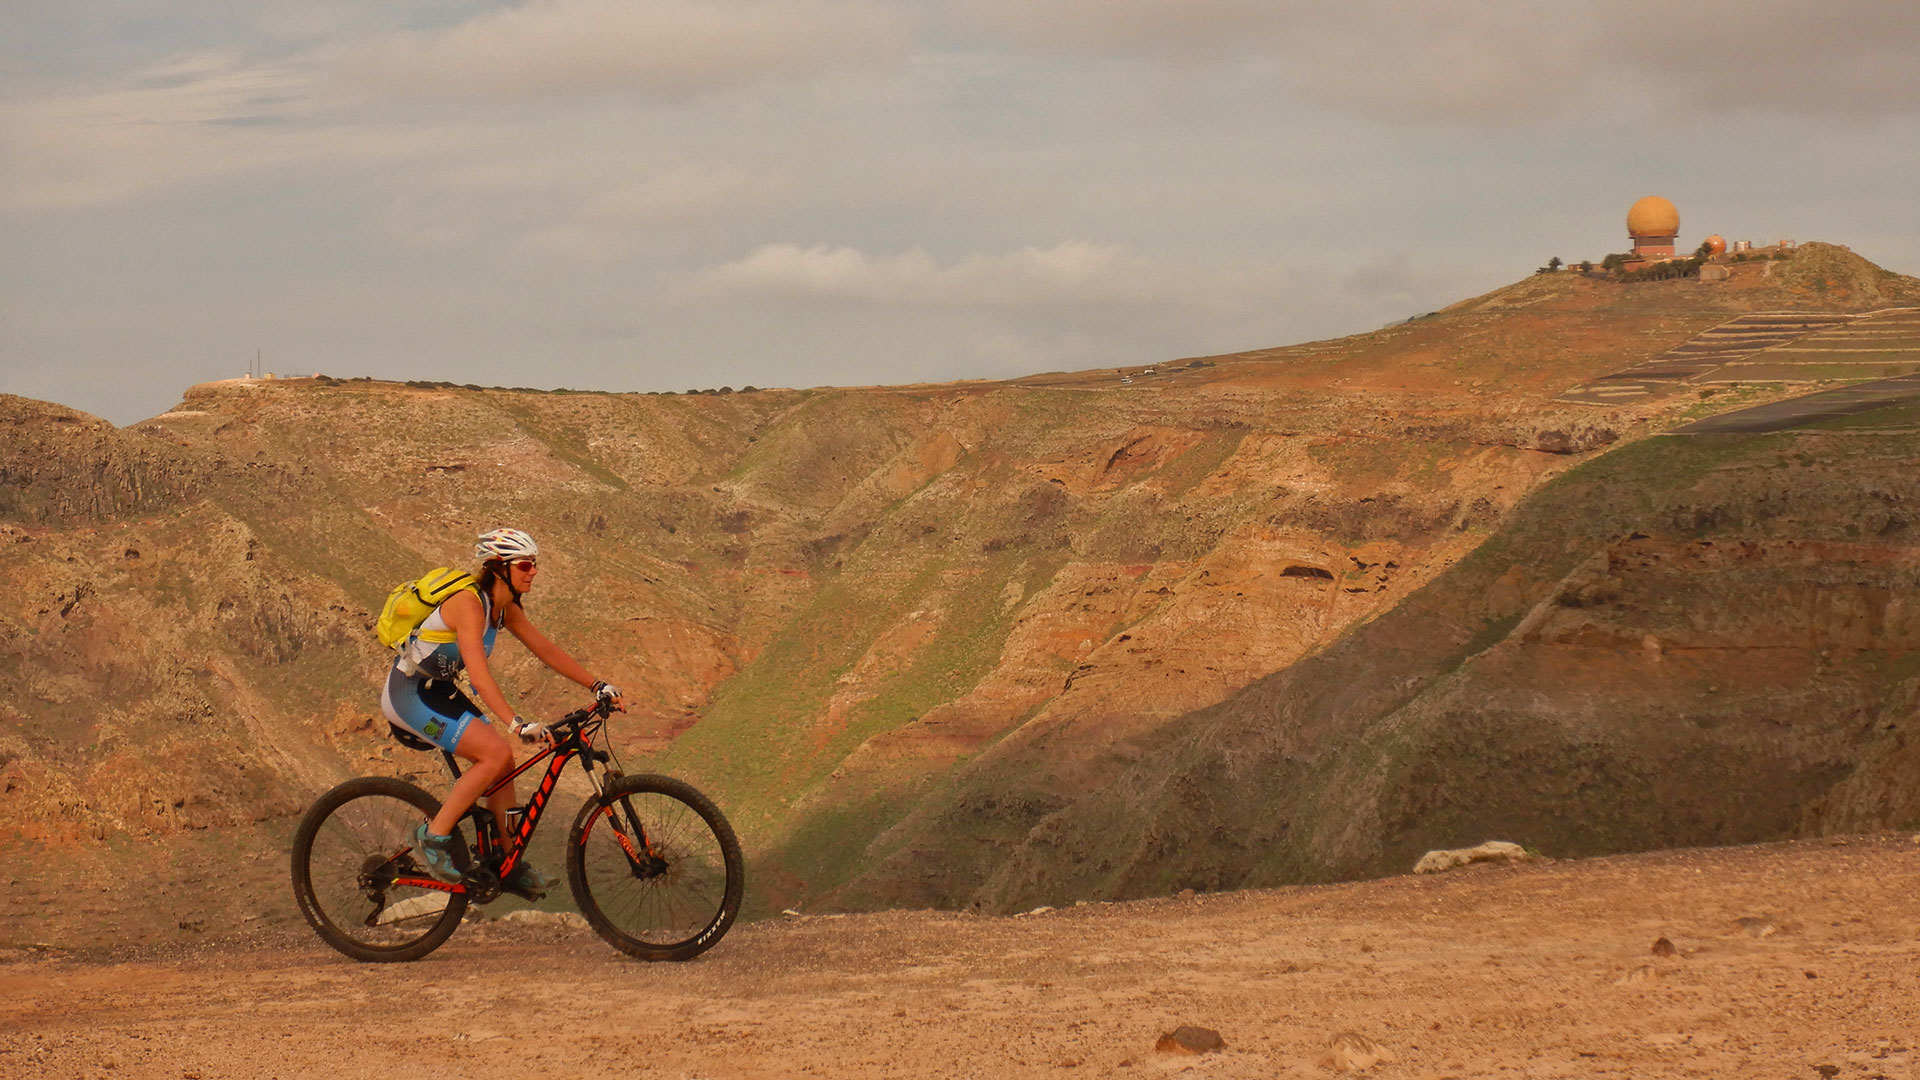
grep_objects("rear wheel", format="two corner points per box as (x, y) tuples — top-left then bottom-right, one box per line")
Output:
(290, 776), (468, 962)
(567, 774), (743, 961)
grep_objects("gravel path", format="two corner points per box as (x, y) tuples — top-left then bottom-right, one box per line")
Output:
(4, 835), (1916, 1079)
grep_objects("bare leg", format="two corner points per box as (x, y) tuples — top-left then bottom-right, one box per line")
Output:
(486, 773), (517, 839)
(428, 720), (516, 836)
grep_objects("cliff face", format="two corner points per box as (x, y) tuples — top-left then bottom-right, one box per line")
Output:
(0, 396), (195, 524)
(6, 248), (1920, 942)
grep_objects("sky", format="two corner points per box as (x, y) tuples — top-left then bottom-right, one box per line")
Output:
(4, 2), (1919, 425)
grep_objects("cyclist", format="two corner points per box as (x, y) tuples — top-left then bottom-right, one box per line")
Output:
(382, 527), (623, 895)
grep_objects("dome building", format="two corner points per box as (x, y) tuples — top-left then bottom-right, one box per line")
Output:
(1627, 196), (1680, 258)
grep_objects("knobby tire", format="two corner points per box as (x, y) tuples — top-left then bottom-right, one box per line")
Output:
(567, 773), (744, 961)
(290, 776), (469, 963)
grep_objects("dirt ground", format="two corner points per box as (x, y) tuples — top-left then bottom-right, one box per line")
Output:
(3, 835), (1916, 1080)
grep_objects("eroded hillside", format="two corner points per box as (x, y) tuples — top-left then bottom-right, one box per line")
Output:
(5, 243), (1919, 942)
(962, 411), (1920, 912)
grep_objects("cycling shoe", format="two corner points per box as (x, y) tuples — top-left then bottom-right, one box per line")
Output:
(412, 821), (466, 884)
(503, 860), (558, 900)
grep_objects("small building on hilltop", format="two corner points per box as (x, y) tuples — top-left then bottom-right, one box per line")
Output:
(1627, 196), (1680, 258)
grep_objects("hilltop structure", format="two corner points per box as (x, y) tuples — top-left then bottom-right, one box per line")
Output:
(1626, 195), (1680, 258)
(1601, 198), (1789, 278)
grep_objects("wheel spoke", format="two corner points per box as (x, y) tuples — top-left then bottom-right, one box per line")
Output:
(292, 778), (468, 962)
(568, 776), (742, 960)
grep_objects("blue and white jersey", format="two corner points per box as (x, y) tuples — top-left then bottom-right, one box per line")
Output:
(397, 593), (498, 680)
(382, 592), (501, 752)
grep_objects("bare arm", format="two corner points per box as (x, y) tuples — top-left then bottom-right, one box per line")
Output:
(500, 603), (599, 689)
(441, 590), (518, 724)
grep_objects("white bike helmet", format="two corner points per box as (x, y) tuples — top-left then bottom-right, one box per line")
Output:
(475, 527), (539, 563)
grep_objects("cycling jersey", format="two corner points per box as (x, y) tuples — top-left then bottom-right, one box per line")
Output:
(382, 593), (499, 752)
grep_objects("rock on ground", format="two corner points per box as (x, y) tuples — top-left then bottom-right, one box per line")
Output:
(1412, 840), (1532, 874)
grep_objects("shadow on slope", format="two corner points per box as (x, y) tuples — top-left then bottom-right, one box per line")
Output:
(859, 406), (1920, 913)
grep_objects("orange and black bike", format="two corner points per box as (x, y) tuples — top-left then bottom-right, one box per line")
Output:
(290, 698), (742, 963)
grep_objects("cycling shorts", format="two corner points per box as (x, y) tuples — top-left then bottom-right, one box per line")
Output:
(381, 669), (490, 752)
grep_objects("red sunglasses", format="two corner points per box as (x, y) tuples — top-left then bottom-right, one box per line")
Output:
(509, 559), (537, 572)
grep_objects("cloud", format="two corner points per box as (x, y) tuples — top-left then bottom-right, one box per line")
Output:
(0, 1), (907, 212)
(681, 241), (1195, 308)
(664, 238), (1497, 390)
(950, 0), (1920, 124)
(675, 239), (1477, 342)
(0, 49), (351, 210)
(341, 0), (908, 100)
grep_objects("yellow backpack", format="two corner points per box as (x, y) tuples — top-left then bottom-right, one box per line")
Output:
(374, 567), (478, 650)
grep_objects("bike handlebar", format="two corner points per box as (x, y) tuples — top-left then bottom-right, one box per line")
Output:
(549, 697), (618, 735)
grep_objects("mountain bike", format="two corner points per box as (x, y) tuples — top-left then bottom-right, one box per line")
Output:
(290, 698), (743, 963)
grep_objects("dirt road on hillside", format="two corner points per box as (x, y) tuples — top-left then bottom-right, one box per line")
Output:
(1671, 372), (1920, 434)
(4, 836), (1917, 1079)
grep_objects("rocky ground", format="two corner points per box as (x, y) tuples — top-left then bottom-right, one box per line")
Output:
(5, 834), (1916, 1079)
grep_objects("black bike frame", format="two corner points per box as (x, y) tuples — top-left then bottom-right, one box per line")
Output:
(482, 741), (574, 881)
(394, 708), (623, 895)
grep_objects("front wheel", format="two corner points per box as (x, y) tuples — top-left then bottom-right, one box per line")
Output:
(290, 776), (469, 962)
(567, 774), (743, 961)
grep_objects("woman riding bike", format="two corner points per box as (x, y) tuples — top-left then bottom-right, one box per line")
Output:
(381, 527), (622, 894)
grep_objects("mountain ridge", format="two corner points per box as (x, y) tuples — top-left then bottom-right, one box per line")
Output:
(6, 241), (1920, 944)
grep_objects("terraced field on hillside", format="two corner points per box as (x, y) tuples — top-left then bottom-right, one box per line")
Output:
(1718, 306), (1920, 382)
